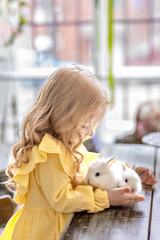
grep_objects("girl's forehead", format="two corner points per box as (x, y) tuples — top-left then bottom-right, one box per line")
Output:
(95, 105), (107, 120)
(84, 104), (107, 124)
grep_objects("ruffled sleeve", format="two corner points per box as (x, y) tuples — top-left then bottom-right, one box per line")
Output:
(13, 145), (47, 205)
(91, 188), (109, 213)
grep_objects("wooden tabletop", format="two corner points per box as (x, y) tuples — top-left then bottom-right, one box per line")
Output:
(60, 144), (159, 240)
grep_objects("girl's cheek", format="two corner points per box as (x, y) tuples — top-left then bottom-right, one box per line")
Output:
(79, 129), (87, 138)
(80, 130), (89, 139)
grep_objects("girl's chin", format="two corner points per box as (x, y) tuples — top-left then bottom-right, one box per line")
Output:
(83, 136), (92, 141)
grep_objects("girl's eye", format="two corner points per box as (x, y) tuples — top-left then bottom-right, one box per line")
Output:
(125, 179), (128, 183)
(95, 172), (100, 177)
(81, 125), (90, 130)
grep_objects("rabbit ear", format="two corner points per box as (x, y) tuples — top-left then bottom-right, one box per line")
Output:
(106, 158), (117, 169)
(132, 165), (136, 171)
(122, 163), (128, 171)
(98, 153), (104, 159)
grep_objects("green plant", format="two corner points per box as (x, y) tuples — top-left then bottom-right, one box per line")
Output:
(107, 0), (114, 104)
(94, 0), (114, 104)
(1, 0), (28, 46)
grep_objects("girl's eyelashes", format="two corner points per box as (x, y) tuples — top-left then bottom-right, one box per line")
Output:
(81, 125), (88, 129)
(80, 124), (91, 130)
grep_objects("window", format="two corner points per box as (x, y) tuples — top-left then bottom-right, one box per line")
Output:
(29, 0), (94, 65)
(114, 0), (160, 66)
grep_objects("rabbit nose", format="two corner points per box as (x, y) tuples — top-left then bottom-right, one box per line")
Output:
(131, 188), (135, 193)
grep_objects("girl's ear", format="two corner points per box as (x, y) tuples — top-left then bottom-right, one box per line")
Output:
(106, 158), (117, 169)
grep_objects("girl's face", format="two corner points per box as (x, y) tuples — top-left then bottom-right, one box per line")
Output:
(78, 104), (107, 140)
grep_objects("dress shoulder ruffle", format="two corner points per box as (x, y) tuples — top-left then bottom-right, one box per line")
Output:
(13, 134), (98, 205)
(13, 143), (47, 204)
(13, 134), (75, 204)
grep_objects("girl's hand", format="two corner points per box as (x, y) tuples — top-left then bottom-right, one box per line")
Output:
(107, 187), (145, 206)
(135, 167), (157, 186)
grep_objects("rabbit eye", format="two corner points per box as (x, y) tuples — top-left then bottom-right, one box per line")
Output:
(125, 179), (128, 183)
(95, 172), (100, 177)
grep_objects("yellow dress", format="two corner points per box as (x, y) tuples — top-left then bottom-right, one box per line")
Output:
(0, 134), (109, 240)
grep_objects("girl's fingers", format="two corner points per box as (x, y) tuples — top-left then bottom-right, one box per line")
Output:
(108, 188), (145, 206)
(118, 186), (131, 194)
(145, 179), (157, 186)
(140, 173), (147, 178)
(142, 172), (157, 185)
(128, 193), (145, 200)
(124, 195), (145, 206)
(133, 195), (145, 202)
(118, 187), (145, 202)
(128, 195), (145, 205)
(141, 176), (148, 183)
(139, 169), (156, 186)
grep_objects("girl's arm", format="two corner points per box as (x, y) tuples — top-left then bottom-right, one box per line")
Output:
(37, 154), (145, 212)
(37, 155), (109, 213)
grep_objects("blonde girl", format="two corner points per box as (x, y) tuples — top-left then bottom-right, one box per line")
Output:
(0, 65), (155, 240)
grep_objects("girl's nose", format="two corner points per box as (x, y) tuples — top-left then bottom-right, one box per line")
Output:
(89, 130), (94, 137)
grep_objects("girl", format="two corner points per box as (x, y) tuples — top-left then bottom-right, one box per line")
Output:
(0, 64), (156, 240)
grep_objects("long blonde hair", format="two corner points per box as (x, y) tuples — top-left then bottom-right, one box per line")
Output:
(7, 64), (109, 189)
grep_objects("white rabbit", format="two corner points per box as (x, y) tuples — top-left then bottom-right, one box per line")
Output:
(84, 154), (142, 193)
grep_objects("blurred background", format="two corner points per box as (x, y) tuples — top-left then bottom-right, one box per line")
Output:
(0, 0), (160, 154)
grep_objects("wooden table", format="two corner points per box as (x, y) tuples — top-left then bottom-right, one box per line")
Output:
(60, 144), (160, 240)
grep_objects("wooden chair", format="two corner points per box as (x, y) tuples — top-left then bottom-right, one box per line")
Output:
(0, 195), (14, 225)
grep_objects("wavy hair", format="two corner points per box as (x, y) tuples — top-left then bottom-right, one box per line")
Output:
(6, 64), (109, 189)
